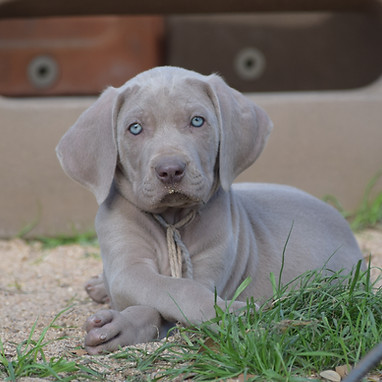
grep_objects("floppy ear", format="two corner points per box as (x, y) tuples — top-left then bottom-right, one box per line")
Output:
(56, 87), (119, 205)
(206, 74), (273, 191)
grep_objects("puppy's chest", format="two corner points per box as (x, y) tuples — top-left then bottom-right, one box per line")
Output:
(150, 222), (226, 281)
(181, 227), (230, 282)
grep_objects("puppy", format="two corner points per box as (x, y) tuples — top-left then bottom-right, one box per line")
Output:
(56, 67), (363, 354)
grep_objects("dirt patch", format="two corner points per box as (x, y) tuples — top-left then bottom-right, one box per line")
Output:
(0, 228), (381, 380)
(355, 227), (382, 287)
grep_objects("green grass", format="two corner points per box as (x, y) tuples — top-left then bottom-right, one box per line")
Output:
(1, 251), (381, 381)
(19, 229), (98, 250)
(324, 169), (382, 231)
(17, 220), (98, 248)
(114, 261), (382, 381)
(0, 307), (102, 381)
(33, 230), (98, 249)
(1, 262), (380, 381)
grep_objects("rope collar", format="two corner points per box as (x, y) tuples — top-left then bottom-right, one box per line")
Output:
(152, 210), (196, 279)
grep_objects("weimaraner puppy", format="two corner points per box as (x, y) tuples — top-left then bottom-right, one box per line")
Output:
(56, 66), (363, 354)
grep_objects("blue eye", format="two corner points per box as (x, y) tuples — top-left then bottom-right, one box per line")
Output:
(191, 116), (205, 128)
(128, 122), (143, 135)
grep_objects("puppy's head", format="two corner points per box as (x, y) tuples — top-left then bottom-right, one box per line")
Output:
(56, 67), (272, 212)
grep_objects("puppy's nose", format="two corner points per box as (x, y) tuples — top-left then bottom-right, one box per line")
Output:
(155, 157), (186, 184)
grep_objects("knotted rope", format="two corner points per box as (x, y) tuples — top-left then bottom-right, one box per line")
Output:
(152, 210), (196, 279)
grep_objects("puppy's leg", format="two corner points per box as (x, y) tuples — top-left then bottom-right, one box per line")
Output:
(84, 305), (162, 354)
(84, 274), (110, 304)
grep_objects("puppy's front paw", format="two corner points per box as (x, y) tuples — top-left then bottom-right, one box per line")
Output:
(84, 307), (161, 354)
(84, 274), (110, 304)
(84, 310), (123, 354)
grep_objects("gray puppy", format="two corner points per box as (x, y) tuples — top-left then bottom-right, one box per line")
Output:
(56, 67), (363, 354)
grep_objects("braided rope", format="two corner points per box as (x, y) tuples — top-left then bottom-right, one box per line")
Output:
(152, 210), (196, 279)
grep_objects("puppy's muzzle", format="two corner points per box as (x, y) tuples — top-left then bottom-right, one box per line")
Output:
(155, 156), (186, 185)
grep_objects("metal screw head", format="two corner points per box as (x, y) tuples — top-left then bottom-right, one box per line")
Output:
(234, 47), (266, 81)
(27, 55), (59, 89)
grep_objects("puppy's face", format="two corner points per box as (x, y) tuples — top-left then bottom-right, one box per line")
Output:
(56, 67), (272, 209)
(114, 79), (220, 213)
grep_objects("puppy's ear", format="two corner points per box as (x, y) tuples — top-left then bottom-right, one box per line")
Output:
(207, 74), (273, 191)
(56, 87), (120, 205)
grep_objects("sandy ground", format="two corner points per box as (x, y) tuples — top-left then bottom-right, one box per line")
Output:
(0, 227), (381, 381)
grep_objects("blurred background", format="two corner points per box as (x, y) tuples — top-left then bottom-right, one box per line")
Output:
(0, 1), (381, 237)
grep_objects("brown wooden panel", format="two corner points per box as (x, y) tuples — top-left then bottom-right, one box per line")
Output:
(0, 16), (164, 96)
(0, 0), (380, 19)
(167, 13), (382, 92)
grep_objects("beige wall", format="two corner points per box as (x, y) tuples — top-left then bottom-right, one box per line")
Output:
(0, 96), (98, 238)
(241, 77), (382, 210)
(1, 77), (381, 238)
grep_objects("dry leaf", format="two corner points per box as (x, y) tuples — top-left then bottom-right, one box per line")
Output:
(276, 319), (314, 333)
(226, 374), (257, 382)
(69, 348), (88, 356)
(319, 370), (341, 382)
(367, 375), (382, 382)
(198, 337), (219, 353)
(335, 364), (352, 378)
